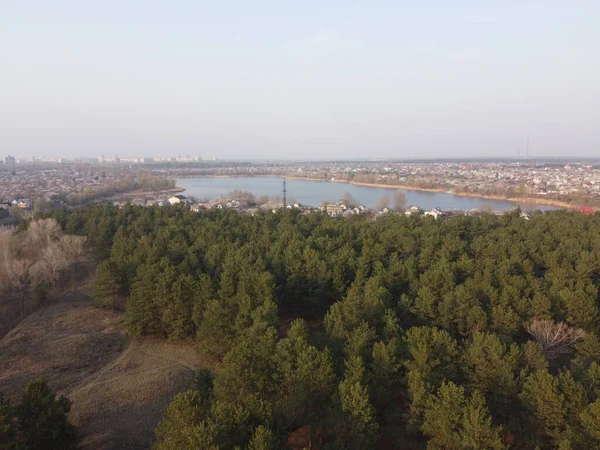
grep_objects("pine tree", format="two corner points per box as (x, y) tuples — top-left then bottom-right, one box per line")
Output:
(93, 260), (120, 309)
(123, 262), (162, 335)
(459, 391), (504, 450)
(337, 356), (378, 449)
(463, 332), (520, 420)
(162, 274), (196, 339)
(153, 390), (206, 450)
(247, 425), (277, 450)
(275, 319), (335, 435)
(13, 377), (78, 449)
(371, 340), (402, 411)
(404, 327), (459, 430)
(519, 370), (567, 446)
(0, 393), (14, 450)
(580, 399), (600, 444)
(422, 381), (464, 450)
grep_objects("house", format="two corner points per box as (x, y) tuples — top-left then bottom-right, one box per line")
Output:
(579, 206), (595, 215)
(326, 204), (344, 217)
(424, 207), (444, 219)
(12, 199), (31, 209)
(381, 207), (390, 214)
(520, 212), (531, 220)
(168, 194), (191, 205)
(405, 205), (421, 215)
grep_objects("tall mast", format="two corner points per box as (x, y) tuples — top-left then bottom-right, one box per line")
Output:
(282, 177), (287, 208)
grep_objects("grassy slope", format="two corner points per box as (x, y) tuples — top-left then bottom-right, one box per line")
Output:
(0, 287), (203, 449)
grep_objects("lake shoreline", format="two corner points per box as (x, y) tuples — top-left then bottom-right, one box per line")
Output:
(282, 177), (575, 209)
(176, 175), (571, 210)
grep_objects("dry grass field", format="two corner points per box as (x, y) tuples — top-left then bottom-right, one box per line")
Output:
(0, 287), (205, 449)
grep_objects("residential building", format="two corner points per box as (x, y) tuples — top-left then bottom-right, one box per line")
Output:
(4, 155), (15, 169)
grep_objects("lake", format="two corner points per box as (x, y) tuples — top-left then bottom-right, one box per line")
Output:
(176, 177), (558, 211)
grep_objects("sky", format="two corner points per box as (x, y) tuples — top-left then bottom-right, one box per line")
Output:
(1, 1), (599, 160)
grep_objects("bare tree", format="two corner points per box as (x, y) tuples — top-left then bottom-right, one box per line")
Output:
(0, 228), (16, 262)
(526, 318), (586, 360)
(2, 258), (33, 320)
(26, 218), (62, 249)
(32, 244), (68, 286)
(342, 192), (358, 208)
(376, 195), (390, 211)
(58, 235), (87, 266)
(393, 191), (407, 212)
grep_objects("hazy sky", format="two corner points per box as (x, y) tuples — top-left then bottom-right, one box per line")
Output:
(1, 1), (599, 160)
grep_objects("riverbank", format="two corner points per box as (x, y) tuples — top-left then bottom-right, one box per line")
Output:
(286, 176), (350, 184)
(348, 180), (447, 193)
(447, 191), (576, 209)
(124, 187), (185, 197)
(285, 177), (575, 209)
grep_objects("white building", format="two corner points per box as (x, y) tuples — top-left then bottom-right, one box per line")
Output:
(168, 195), (191, 205)
(424, 207), (444, 219)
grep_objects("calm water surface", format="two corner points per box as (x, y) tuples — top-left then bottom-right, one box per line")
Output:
(176, 177), (558, 211)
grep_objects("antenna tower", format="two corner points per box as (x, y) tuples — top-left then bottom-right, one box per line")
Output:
(282, 178), (287, 209)
(526, 134), (530, 159)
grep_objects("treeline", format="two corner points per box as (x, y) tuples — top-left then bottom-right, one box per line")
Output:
(65, 172), (175, 205)
(51, 205), (600, 448)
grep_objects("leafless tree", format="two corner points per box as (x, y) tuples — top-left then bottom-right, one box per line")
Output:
(58, 235), (87, 266)
(376, 195), (390, 211)
(2, 258), (33, 320)
(526, 318), (586, 360)
(342, 192), (358, 208)
(393, 191), (407, 212)
(26, 218), (62, 249)
(0, 228), (16, 262)
(31, 243), (68, 286)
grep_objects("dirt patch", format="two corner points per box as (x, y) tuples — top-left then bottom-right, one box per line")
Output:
(0, 291), (204, 449)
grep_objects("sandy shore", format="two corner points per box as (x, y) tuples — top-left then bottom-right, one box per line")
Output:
(349, 182), (575, 208)
(286, 176), (349, 184)
(446, 191), (575, 209)
(124, 187), (185, 197)
(348, 180), (447, 193)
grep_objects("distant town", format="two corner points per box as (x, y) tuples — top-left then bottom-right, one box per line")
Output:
(1, 154), (600, 225)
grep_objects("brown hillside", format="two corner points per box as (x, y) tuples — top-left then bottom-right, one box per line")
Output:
(0, 290), (204, 449)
